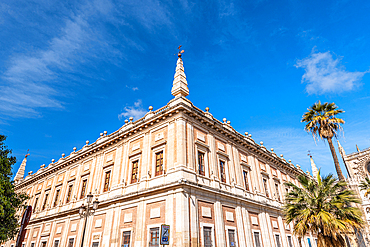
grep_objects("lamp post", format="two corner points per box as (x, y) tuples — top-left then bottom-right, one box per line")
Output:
(79, 193), (99, 247)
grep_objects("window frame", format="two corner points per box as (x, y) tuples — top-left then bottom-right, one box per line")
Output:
(42, 191), (50, 210)
(65, 183), (74, 204)
(218, 158), (228, 183)
(146, 224), (162, 247)
(252, 230), (262, 247)
(119, 228), (133, 247)
(274, 234), (281, 247)
(53, 188), (61, 207)
(67, 238), (75, 247)
(129, 154), (141, 184)
(274, 182), (281, 202)
(225, 225), (238, 247)
(102, 170), (112, 193)
(286, 235), (294, 247)
(262, 177), (270, 198)
(200, 223), (215, 247)
(80, 178), (88, 199)
(194, 142), (210, 177)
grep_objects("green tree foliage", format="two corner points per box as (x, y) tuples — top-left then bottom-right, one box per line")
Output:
(284, 171), (363, 247)
(0, 135), (29, 243)
(359, 177), (370, 197)
(301, 101), (345, 180)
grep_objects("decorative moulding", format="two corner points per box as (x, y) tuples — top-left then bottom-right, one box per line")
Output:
(202, 207), (212, 218)
(272, 220), (279, 229)
(95, 219), (102, 228)
(195, 140), (210, 150)
(155, 132), (164, 142)
(124, 213), (132, 223)
(71, 224), (77, 232)
(151, 140), (167, 149)
(56, 227), (62, 234)
(197, 133), (206, 142)
(226, 211), (234, 222)
(150, 207), (160, 219)
(251, 216), (258, 225)
(240, 154), (247, 162)
(217, 143), (225, 152)
(132, 144), (140, 151)
(216, 150), (229, 159)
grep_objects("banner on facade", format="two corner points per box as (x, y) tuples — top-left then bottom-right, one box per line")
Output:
(15, 206), (32, 247)
(160, 224), (170, 245)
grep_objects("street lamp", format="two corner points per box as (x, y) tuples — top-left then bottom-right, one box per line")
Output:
(79, 193), (99, 247)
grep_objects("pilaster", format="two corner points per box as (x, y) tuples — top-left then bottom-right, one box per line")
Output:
(175, 190), (190, 247)
(235, 206), (246, 247)
(187, 123), (195, 170)
(214, 201), (226, 247)
(175, 118), (187, 168)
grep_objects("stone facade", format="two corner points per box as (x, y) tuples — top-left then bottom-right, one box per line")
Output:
(338, 142), (370, 246)
(4, 55), (316, 247)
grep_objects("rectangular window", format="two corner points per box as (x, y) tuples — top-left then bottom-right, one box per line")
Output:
(31, 243), (35, 247)
(122, 231), (131, 247)
(68, 239), (74, 247)
(149, 227), (159, 247)
(66, 185), (73, 203)
(103, 171), (111, 192)
(22, 244), (25, 247)
(42, 193), (49, 210)
(243, 170), (249, 191)
(92, 243), (99, 247)
(33, 197), (39, 212)
(287, 236), (293, 247)
(203, 227), (213, 247)
(40, 242), (47, 247)
(80, 179), (87, 199)
(54, 240), (59, 247)
(219, 160), (226, 183)
(198, 152), (205, 176)
(275, 183), (280, 201)
(263, 179), (269, 198)
(131, 160), (139, 183)
(53, 189), (60, 207)
(155, 151), (164, 176)
(254, 232), (261, 247)
(275, 235), (281, 247)
(228, 229), (236, 247)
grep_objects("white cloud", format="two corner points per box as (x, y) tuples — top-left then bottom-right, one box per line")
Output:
(118, 99), (147, 120)
(295, 51), (367, 94)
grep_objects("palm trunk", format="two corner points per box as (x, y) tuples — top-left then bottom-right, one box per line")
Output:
(327, 137), (345, 181)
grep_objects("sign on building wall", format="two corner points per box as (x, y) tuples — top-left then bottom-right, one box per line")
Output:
(160, 224), (170, 245)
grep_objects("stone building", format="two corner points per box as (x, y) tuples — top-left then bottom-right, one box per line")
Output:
(337, 142), (370, 246)
(4, 54), (314, 247)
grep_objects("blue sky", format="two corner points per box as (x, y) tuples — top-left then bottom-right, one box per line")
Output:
(1, 0), (370, 178)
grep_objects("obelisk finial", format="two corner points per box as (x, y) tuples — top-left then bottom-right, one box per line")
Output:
(171, 46), (189, 98)
(308, 151), (319, 180)
(14, 150), (30, 182)
(177, 45), (185, 58)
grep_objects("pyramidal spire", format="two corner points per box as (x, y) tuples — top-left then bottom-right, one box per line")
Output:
(337, 140), (346, 158)
(14, 152), (30, 183)
(171, 46), (189, 98)
(309, 155), (319, 180)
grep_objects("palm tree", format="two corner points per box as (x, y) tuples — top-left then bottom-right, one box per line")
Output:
(302, 101), (345, 180)
(359, 177), (370, 197)
(284, 171), (364, 247)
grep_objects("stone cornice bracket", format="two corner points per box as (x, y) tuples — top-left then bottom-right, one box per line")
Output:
(171, 54), (189, 98)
